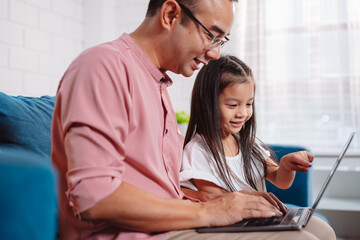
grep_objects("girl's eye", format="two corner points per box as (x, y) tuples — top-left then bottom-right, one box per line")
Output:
(228, 104), (237, 108)
(247, 103), (253, 106)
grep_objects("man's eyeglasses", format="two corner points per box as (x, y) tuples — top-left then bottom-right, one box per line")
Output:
(178, 3), (229, 50)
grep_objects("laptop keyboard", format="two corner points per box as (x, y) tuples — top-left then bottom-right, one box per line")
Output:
(241, 208), (303, 227)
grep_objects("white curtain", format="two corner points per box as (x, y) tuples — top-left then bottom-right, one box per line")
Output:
(234, 0), (360, 154)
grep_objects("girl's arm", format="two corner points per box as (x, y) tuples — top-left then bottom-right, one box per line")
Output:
(266, 151), (314, 189)
(182, 179), (229, 202)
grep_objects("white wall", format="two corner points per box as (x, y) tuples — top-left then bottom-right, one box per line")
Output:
(0, 0), (84, 97)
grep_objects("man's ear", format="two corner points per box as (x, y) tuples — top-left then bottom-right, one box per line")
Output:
(160, 0), (182, 31)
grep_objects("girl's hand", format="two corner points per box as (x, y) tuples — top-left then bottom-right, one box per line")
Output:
(280, 151), (314, 172)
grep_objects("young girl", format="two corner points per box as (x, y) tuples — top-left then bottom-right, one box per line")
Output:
(180, 55), (314, 204)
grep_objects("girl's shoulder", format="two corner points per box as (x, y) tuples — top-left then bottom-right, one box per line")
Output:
(253, 138), (271, 159)
(184, 134), (210, 154)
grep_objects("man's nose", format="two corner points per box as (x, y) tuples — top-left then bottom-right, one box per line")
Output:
(205, 45), (221, 60)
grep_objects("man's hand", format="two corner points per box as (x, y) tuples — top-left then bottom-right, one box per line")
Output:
(239, 189), (287, 214)
(202, 191), (284, 227)
(182, 180), (286, 214)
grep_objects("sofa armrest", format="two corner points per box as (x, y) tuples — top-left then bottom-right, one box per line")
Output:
(0, 146), (58, 240)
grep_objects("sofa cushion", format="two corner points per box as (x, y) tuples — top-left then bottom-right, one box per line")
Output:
(0, 92), (55, 158)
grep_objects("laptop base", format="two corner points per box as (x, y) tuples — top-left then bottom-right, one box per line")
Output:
(197, 207), (313, 233)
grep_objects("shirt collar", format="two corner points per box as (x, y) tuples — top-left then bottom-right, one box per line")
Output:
(120, 33), (173, 88)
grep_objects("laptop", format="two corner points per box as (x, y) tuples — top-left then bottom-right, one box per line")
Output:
(197, 132), (355, 233)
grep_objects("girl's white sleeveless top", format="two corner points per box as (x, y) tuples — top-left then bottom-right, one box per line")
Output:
(180, 134), (270, 192)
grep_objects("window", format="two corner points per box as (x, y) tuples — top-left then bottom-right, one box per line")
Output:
(233, 0), (360, 155)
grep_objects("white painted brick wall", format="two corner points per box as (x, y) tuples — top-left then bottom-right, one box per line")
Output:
(0, 0), (84, 97)
(64, 18), (82, 40)
(39, 53), (65, 75)
(0, 20), (23, 46)
(52, 35), (76, 57)
(0, 44), (8, 67)
(24, 0), (51, 9)
(53, 0), (76, 18)
(9, 1), (38, 27)
(38, 10), (64, 35)
(0, 0), (8, 19)
(115, 0), (147, 39)
(25, 28), (51, 52)
(9, 47), (39, 72)
(0, 69), (23, 94)
(23, 72), (50, 96)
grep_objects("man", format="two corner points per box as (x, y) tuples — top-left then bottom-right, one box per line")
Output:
(52, 0), (335, 239)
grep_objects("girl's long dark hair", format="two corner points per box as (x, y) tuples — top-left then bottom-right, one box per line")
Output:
(184, 55), (275, 191)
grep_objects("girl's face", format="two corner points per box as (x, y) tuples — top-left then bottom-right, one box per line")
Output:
(219, 80), (254, 137)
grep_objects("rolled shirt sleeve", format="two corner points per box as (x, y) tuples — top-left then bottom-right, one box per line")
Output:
(57, 45), (132, 214)
(64, 127), (125, 214)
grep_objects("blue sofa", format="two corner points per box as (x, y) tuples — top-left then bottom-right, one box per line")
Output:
(266, 145), (314, 208)
(0, 92), (321, 240)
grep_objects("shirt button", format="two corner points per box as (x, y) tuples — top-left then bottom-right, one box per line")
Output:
(165, 129), (168, 134)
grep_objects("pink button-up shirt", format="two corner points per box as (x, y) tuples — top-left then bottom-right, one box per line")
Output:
(52, 33), (186, 240)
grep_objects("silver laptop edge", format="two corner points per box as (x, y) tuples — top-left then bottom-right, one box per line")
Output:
(310, 131), (355, 212)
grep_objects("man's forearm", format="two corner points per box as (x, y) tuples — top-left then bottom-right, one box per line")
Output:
(81, 181), (283, 233)
(81, 181), (207, 232)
